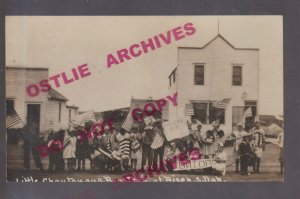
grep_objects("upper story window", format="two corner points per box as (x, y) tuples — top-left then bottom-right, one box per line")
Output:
(232, 65), (242, 86)
(194, 65), (204, 85)
(6, 100), (14, 115)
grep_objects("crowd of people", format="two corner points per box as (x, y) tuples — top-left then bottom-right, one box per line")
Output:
(20, 116), (283, 176)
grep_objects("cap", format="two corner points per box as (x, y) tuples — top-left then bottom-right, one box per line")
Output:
(218, 142), (224, 147)
(237, 123), (243, 127)
(212, 121), (220, 127)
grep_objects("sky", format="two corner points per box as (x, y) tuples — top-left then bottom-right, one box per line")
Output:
(5, 16), (283, 115)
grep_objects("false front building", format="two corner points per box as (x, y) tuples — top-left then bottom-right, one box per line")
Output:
(168, 34), (259, 133)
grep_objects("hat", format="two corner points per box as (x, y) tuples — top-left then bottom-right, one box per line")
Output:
(144, 126), (153, 130)
(218, 142), (224, 148)
(254, 120), (260, 124)
(237, 123), (243, 127)
(212, 121), (220, 127)
(196, 121), (202, 127)
(104, 125), (110, 130)
(69, 127), (76, 133)
(144, 116), (156, 126)
(155, 119), (163, 123)
(132, 124), (139, 129)
(170, 142), (176, 147)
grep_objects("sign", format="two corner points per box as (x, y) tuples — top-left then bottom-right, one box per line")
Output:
(163, 118), (189, 141)
(173, 159), (214, 171)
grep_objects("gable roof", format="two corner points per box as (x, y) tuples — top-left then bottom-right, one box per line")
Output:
(178, 34), (259, 50)
(48, 88), (69, 101)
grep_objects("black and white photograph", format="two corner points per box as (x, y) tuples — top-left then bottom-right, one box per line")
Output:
(5, 16), (283, 183)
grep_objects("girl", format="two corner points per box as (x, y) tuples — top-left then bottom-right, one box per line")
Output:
(129, 124), (142, 171)
(63, 128), (77, 172)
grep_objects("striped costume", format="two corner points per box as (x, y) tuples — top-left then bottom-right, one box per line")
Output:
(116, 133), (131, 159)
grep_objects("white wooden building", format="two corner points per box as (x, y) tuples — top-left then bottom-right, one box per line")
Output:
(168, 34), (259, 134)
(6, 67), (78, 132)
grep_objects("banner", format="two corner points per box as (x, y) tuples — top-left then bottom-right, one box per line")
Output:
(163, 118), (189, 141)
(173, 159), (214, 171)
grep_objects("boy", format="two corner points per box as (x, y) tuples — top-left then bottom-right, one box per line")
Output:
(239, 134), (253, 176)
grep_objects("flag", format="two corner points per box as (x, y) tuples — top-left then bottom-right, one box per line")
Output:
(184, 103), (194, 116)
(212, 98), (231, 109)
(6, 107), (22, 129)
(69, 110), (95, 127)
(151, 133), (165, 149)
(244, 107), (253, 118)
(121, 110), (134, 131)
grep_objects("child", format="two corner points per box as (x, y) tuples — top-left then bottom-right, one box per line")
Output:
(165, 142), (179, 172)
(116, 128), (131, 171)
(130, 124), (142, 171)
(63, 128), (77, 172)
(213, 143), (227, 176)
(76, 127), (88, 171)
(48, 132), (63, 173)
(239, 134), (253, 176)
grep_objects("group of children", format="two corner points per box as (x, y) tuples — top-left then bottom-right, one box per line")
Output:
(232, 120), (266, 176)
(42, 116), (279, 176)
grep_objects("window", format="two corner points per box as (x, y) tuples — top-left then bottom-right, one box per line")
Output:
(232, 66), (242, 85)
(6, 100), (14, 115)
(194, 65), (204, 85)
(244, 101), (257, 131)
(69, 109), (71, 119)
(192, 102), (225, 124)
(193, 103), (208, 124)
(208, 102), (225, 124)
(59, 103), (61, 122)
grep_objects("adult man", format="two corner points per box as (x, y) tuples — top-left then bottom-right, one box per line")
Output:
(205, 121), (225, 158)
(141, 117), (155, 171)
(22, 122), (44, 171)
(231, 123), (248, 173)
(250, 120), (265, 173)
(152, 119), (166, 171)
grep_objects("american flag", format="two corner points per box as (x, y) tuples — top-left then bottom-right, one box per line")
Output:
(244, 107), (253, 118)
(151, 132), (165, 149)
(63, 135), (71, 147)
(184, 103), (194, 116)
(212, 98), (231, 109)
(6, 107), (22, 129)
(121, 110), (134, 132)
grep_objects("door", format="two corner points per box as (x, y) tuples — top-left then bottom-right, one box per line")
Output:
(27, 104), (41, 131)
(244, 101), (257, 131)
(232, 106), (244, 131)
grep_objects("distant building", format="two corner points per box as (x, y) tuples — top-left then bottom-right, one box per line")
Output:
(130, 98), (169, 121)
(67, 105), (79, 120)
(5, 67), (78, 132)
(168, 34), (259, 133)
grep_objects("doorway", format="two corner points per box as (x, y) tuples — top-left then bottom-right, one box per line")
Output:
(26, 104), (41, 131)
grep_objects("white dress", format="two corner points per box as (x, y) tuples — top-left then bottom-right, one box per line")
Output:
(63, 134), (77, 159)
